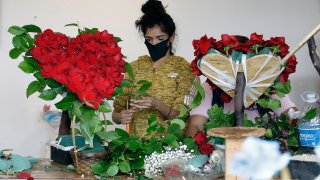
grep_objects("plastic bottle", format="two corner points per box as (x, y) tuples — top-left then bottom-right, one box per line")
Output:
(298, 91), (320, 153)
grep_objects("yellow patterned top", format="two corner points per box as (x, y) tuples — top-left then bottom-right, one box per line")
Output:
(113, 55), (196, 137)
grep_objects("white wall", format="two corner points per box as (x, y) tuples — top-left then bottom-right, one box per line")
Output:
(0, 0), (319, 158)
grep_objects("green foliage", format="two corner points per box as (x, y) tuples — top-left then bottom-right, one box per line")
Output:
(252, 113), (300, 153)
(205, 104), (234, 130)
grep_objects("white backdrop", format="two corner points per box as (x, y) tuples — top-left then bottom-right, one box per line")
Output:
(0, 0), (319, 158)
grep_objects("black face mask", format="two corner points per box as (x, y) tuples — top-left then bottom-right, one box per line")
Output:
(145, 39), (170, 62)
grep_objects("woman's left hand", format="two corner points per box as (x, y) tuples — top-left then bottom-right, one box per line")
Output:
(130, 96), (161, 110)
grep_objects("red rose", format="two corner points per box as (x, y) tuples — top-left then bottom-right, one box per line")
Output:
(217, 34), (241, 54)
(194, 131), (207, 145)
(191, 58), (202, 76)
(198, 143), (214, 155)
(279, 55), (297, 83)
(17, 172), (32, 178)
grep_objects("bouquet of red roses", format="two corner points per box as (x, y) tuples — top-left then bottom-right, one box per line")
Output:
(8, 24), (126, 146)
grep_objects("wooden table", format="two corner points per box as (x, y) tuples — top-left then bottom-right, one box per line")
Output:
(0, 159), (96, 179)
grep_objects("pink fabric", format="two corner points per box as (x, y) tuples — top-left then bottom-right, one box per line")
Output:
(190, 82), (296, 120)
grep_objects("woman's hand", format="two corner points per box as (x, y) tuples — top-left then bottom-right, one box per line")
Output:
(118, 109), (138, 124)
(130, 96), (161, 110)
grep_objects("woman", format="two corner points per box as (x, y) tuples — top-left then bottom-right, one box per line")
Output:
(112, 0), (196, 137)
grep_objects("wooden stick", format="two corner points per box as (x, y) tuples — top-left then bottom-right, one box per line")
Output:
(234, 72), (245, 126)
(281, 24), (320, 65)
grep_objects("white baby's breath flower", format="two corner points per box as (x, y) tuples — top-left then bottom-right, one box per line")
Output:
(144, 145), (194, 177)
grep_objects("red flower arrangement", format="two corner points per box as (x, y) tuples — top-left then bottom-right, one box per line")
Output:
(8, 24), (126, 146)
(194, 131), (214, 155)
(191, 33), (298, 103)
(29, 29), (125, 109)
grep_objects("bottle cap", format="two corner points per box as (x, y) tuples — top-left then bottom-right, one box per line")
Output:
(301, 91), (319, 103)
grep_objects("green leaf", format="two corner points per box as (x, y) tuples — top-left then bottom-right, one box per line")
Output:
(98, 101), (112, 113)
(189, 82), (205, 109)
(119, 160), (131, 173)
(138, 82), (152, 92)
(124, 62), (134, 81)
(33, 72), (45, 85)
(256, 98), (281, 111)
(9, 48), (23, 59)
(18, 60), (36, 73)
(244, 119), (255, 127)
(113, 37), (122, 42)
(64, 23), (79, 27)
(55, 95), (78, 110)
(275, 90), (285, 98)
(120, 79), (131, 87)
(26, 81), (42, 98)
(126, 140), (141, 151)
(115, 128), (129, 138)
(156, 125), (165, 133)
(21, 33), (35, 47)
(162, 134), (179, 148)
(8, 26), (26, 35)
(106, 165), (119, 176)
(170, 118), (186, 129)
(38, 89), (58, 100)
(183, 137), (196, 148)
(303, 108), (317, 120)
(79, 118), (102, 147)
(98, 131), (121, 141)
(11, 154), (31, 172)
(22, 24), (42, 33)
(12, 35), (29, 50)
(92, 161), (108, 175)
(288, 137), (299, 147)
(24, 57), (39, 70)
(46, 78), (61, 88)
(131, 158), (144, 170)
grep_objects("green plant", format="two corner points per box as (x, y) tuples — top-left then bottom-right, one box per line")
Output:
(203, 104), (300, 154)
(91, 81), (205, 178)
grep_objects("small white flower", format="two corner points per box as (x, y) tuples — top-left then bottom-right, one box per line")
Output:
(168, 72), (179, 78)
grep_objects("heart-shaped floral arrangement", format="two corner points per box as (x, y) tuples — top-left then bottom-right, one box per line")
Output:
(8, 24), (126, 146)
(191, 33), (297, 110)
(29, 29), (125, 109)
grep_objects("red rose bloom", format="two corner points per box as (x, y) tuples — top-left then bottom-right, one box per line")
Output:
(17, 172), (32, 179)
(198, 143), (214, 155)
(194, 131), (207, 145)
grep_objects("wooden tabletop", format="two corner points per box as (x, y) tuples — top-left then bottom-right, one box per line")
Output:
(0, 159), (95, 179)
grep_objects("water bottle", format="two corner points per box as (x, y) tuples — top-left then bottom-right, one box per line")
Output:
(298, 91), (320, 153)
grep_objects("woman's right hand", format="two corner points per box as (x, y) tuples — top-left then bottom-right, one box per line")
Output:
(119, 109), (138, 124)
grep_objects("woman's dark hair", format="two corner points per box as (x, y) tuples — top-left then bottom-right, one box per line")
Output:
(135, 0), (176, 38)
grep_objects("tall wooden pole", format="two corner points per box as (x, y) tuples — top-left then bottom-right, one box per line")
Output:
(234, 72), (246, 126)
